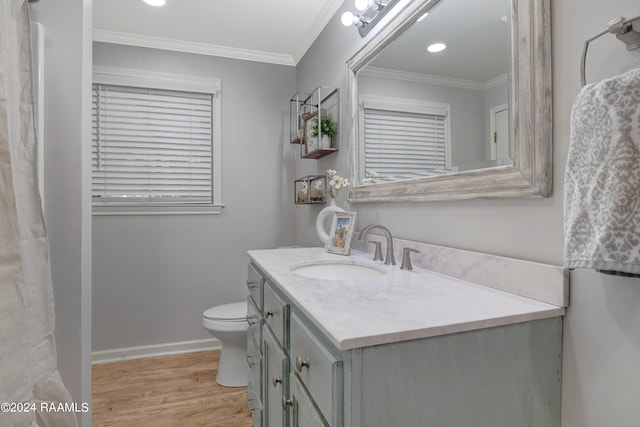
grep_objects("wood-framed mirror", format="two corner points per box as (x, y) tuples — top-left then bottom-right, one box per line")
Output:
(346, 0), (551, 202)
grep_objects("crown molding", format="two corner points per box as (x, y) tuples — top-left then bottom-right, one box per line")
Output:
(362, 66), (509, 91)
(93, 29), (296, 66)
(292, 0), (344, 63)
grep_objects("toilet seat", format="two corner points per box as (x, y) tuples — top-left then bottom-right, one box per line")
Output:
(203, 302), (247, 322)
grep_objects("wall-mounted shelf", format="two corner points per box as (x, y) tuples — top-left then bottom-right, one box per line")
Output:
(290, 86), (339, 160)
(294, 175), (326, 205)
(302, 147), (338, 159)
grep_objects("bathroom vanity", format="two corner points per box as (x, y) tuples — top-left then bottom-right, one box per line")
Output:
(245, 245), (567, 427)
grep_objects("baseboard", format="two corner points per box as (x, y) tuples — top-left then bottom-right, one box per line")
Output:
(92, 338), (221, 365)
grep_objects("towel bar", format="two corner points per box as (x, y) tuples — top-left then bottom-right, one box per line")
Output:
(581, 15), (640, 87)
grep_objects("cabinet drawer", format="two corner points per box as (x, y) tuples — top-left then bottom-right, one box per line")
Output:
(263, 281), (289, 347)
(247, 296), (261, 349)
(290, 313), (342, 426)
(247, 263), (263, 311)
(246, 329), (261, 389)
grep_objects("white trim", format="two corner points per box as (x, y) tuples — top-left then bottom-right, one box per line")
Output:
(362, 67), (509, 91)
(31, 22), (45, 202)
(92, 204), (225, 216)
(292, 0), (344, 63)
(93, 65), (220, 93)
(91, 338), (221, 365)
(93, 29), (296, 66)
(484, 73), (509, 90)
(361, 94), (450, 116)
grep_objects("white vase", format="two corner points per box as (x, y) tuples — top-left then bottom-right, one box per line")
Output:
(320, 134), (332, 149)
(315, 198), (344, 245)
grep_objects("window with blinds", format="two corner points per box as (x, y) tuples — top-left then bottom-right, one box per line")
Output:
(360, 95), (451, 182)
(91, 69), (222, 214)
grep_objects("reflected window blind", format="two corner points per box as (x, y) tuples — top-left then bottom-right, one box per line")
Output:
(92, 83), (213, 205)
(363, 106), (448, 181)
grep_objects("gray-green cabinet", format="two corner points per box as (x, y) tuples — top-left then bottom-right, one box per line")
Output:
(246, 262), (562, 427)
(289, 373), (329, 427)
(263, 326), (288, 427)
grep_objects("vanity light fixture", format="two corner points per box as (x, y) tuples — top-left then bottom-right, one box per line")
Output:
(427, 43), (447, 53)
(341, 0), (400, 37)
(139, 0), (166, 6)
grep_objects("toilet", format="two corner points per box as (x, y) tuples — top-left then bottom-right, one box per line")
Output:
(201, 302), (248, 387)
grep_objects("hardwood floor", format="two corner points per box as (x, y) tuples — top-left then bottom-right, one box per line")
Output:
(92, 350), (254, 427)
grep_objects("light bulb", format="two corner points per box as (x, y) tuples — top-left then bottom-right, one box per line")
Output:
(342, 11), (356, 26)
(427, 43), (446, 53)
(354, 0), (371, 11)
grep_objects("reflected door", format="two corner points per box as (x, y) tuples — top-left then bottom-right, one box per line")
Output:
(490, 104), (509, 161)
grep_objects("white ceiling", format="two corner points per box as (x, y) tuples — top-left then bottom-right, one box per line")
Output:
(93, 0), (344, 66)
(369, 0), (510, 83)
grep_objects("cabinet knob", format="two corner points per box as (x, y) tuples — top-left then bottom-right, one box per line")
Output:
(272, 375), (282, 387)
(246, 280), (258, 289)
(295, 356), (310, 372)
(247, 354), (258, 367)
(282, 397), (293, 410)
(246, 315), (258, 325)
(265, 309), (274, 318)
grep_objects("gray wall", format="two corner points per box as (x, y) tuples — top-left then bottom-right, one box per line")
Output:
(29, 0), (92, 424)
(295, 0), (640, 425)
(92, 43), (297, 351)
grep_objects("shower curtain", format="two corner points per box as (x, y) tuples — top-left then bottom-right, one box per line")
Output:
(0, 0), (78, 426)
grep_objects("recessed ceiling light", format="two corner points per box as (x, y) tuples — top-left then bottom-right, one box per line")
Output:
(140, 0), (166, 6)
(427, 43), (446, 53)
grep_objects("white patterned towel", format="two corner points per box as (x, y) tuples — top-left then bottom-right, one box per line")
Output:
(564, 68), (640, 277)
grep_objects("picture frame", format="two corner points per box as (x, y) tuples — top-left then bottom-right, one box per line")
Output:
(327, 212), (357, 255)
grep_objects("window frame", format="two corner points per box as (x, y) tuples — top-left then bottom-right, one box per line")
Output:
(91, 66), (223, 216)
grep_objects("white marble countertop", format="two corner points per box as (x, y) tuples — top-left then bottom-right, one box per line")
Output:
(247, 247), (566, 351)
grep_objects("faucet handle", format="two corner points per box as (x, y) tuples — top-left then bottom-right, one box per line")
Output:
(400, 247), (420, 271)
(368, 241), (384, 262)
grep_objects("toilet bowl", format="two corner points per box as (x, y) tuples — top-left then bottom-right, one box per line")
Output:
(202, 302), (248, 387)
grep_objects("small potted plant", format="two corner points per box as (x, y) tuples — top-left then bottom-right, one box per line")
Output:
(311, 115), (337, 149)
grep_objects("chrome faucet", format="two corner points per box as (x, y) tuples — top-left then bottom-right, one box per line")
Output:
(358, 224), (395, 265)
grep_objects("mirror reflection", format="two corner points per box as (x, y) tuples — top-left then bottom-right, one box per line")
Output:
(356, 0), (511, 184)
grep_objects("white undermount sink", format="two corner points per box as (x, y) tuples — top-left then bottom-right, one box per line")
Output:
(290, 260), (386, 280)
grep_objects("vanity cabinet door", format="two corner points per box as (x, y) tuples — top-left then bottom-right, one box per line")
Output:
(263, 280), (290, 348)
(263, 327), (288, 427)
(290, 313), (342, 426)
(289, 373), (329, 427)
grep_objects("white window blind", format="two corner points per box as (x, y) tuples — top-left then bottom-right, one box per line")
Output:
(92, 81), (215, 208)
(361, 97), (450, 182)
